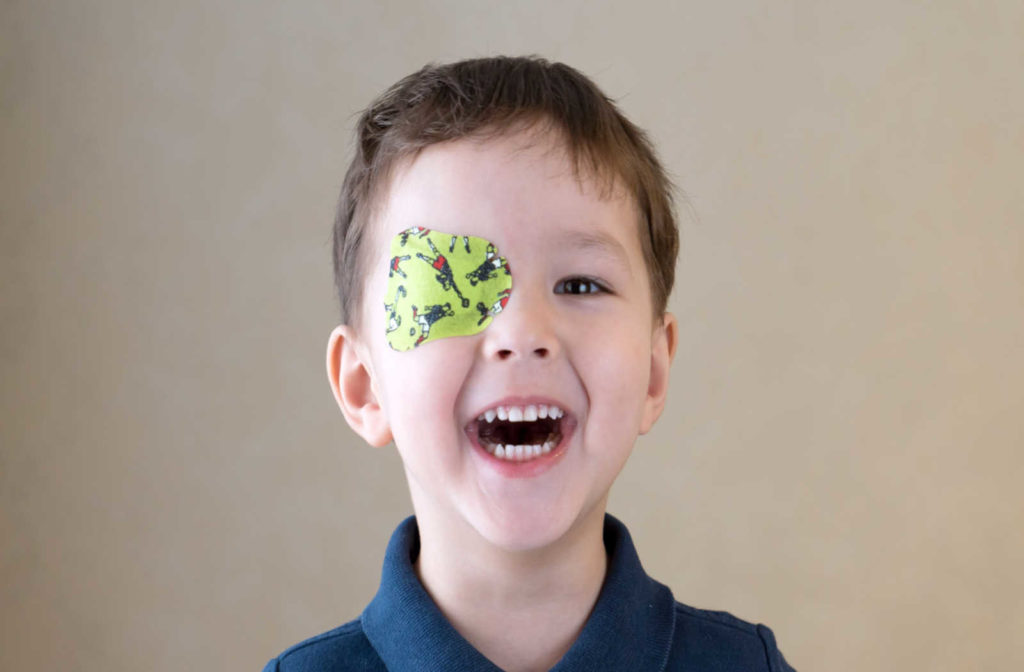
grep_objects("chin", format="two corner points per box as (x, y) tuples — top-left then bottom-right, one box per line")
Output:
(466, 500), (593, 553)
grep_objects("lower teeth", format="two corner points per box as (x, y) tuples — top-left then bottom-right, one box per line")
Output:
(486, 442), (554, 461)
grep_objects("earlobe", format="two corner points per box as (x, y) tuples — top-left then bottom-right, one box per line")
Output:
(326, 325), (393, 447)
(639, 312), (678, 435)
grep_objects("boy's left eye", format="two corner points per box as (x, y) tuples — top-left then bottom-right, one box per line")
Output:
(554, 277), (607, 295)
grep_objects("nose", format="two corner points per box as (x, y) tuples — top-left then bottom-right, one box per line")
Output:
(482, 284), (559, 362)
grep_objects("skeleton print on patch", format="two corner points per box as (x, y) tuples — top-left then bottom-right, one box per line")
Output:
(385, 227), (513, 351)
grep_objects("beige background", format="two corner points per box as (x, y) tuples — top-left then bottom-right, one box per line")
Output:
(2, 1), (1022, 670)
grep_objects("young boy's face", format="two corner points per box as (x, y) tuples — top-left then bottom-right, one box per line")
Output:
(334, 127), (675, 552)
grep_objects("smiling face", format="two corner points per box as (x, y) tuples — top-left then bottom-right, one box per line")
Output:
(334, 127), (676, 552)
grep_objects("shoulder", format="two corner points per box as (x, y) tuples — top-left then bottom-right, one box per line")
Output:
(261, 617), (385, 672)
(668, 601), (796, 672)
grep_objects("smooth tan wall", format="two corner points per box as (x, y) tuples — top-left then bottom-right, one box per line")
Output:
(2, 1), (1021, 670)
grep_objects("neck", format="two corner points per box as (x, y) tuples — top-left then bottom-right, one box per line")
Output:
(412, 505), (608, 672)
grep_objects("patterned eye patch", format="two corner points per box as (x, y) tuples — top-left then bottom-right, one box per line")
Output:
(384, 227), (512, 351)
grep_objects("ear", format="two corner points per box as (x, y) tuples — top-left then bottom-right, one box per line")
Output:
(639, 312), (678, 435)
(326, 325), (393, 447)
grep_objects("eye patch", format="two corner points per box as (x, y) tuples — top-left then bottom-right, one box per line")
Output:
(384, 227), (513, 351)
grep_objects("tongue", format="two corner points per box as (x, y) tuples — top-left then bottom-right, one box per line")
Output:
(479, 418), (560, 446)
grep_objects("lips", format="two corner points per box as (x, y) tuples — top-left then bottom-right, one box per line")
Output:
(468, 402), (570, 463)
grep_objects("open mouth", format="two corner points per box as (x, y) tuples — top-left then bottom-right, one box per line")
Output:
(470, 403), (568, 462)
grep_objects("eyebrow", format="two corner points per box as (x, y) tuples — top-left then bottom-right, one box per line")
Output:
(554, 230), (633, 272)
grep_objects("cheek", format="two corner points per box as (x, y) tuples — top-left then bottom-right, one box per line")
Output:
(375, 344), (472, 449)
(579, 319), (653, 422)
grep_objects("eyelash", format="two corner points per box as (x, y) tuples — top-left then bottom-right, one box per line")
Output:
(554, 277), (608, 296)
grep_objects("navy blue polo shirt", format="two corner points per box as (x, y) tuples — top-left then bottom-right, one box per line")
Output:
(263, 514), (795, 671)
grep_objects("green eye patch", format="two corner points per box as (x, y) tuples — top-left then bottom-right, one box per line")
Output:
(384, 227), (512, 351)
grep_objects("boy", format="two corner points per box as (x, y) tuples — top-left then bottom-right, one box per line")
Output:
(264, 56), (795, 671)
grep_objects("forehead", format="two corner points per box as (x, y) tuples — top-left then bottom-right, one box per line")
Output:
(374, 128), (639, 250)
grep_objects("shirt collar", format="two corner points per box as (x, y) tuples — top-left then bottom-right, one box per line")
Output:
(361, 514), (675, 671)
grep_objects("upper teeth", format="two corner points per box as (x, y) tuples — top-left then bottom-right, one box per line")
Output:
(478, 404), (564, 423)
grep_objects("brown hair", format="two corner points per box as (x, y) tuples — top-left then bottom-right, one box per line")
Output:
(333, 55), (679, 327)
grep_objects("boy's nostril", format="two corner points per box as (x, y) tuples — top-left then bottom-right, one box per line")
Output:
(493, 347), (548, 360)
